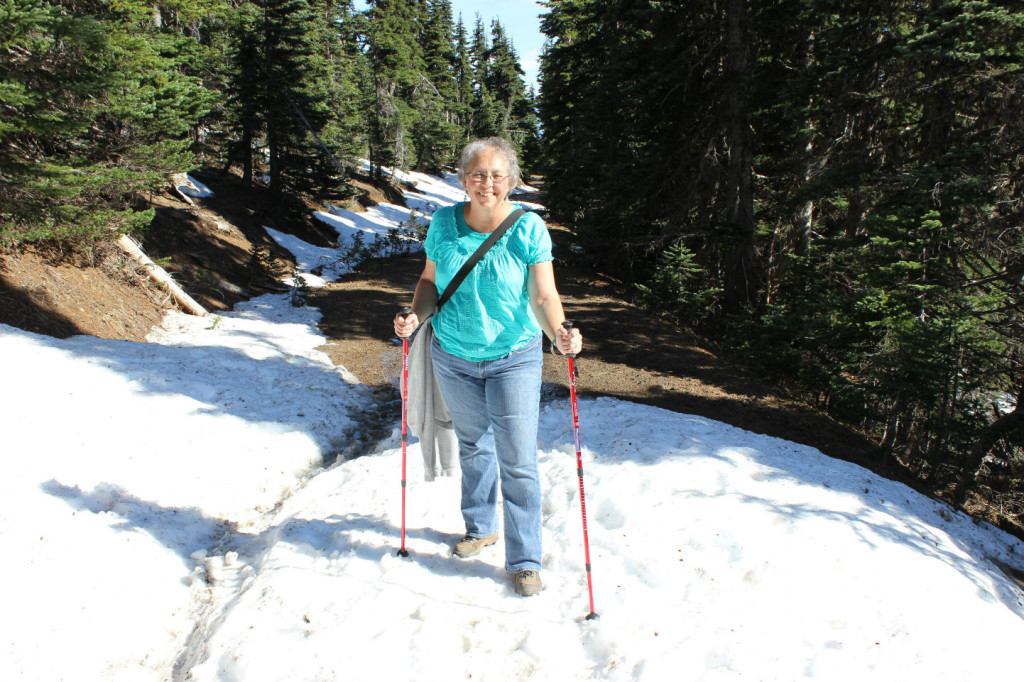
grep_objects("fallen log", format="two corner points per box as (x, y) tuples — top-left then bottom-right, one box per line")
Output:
(117, 234), (208, 317)
(169, 172), (197, 206)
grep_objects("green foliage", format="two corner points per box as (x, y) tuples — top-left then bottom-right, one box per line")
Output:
(452, 18), (474, 141)
(0, 0), (219, 246)
(636, 241), (720, 324)
(311, 0), (369, 177)
(260, 0), (338, 195)
(333, 218), (420, 272)
(540, 0), (738, 280)
(223, 0), (361, 196)
(289, 270), (312, 306)
(412, 0), (461, 172)
(2, 0), (537, 248)
(365, 0), (425, 175)
(246, 244), (284, 285)
(540, 0), (1024, 509)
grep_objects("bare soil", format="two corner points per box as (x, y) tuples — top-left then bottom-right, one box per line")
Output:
(310, 231), (886, 479)
(0, 169), (925, 517)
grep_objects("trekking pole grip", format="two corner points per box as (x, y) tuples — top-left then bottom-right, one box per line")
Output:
(398, 306), (413, 339)
(561, 320), (576, 358)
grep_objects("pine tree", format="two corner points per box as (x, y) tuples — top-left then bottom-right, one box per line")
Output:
(729, 0), (1024, 487)
(518, 85), (543, 174)
(314, 0), (369, 175)
(535, 0), (1024, 488)
(468, 14), (499, 138)
(540, 0), (727, 279)
(225, 3), (265, 186)
(260, 0), (336, 196)
(453, 17), (474, 144)
(366, 0), (423, 179)
(486, 19), (532, 157)
(0, 0), (219, 246)
(413, 0), (460, 172)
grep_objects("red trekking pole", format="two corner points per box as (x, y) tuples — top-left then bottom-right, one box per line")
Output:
(397, 306), (413, 558)
(562, 321), (598, 620)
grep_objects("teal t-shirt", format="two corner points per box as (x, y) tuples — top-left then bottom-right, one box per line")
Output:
(425, 203), (553, 361)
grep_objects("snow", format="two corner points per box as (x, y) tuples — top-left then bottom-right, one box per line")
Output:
(177, 174), (214, 199)
(2, 167), (1023, 681)
(265, 166), (543, 285)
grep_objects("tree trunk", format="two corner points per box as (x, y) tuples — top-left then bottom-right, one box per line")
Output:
(952, 387), (1024, 505)
(240, 125), (253, 187)
(796, 30), (817, 257)
(268, 123), (282, 196)
(722, 0), (757, 312)
(117, 235), (207, 317)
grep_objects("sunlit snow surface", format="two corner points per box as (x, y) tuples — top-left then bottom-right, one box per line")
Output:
(2, 166), (1022, 681)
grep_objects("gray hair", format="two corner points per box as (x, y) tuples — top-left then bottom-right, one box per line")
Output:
(456, 137), (522, 190)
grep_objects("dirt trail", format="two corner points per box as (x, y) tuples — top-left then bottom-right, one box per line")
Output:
(0, 172), (883, 485)
(310, 235), (881, 474)
(2, 173), (1011, 536)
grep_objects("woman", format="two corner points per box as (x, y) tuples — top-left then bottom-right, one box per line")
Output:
(393, 137), (582, 597)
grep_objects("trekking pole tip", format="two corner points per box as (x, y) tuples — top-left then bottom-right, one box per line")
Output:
(397, 548), (410, 558)
(585, 611), (600, 621)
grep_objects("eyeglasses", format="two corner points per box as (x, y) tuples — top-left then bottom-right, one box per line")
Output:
(468, 172), (508, 183)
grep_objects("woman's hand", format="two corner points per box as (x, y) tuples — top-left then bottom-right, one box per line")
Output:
(555, 325), (583, 356)
(394, 311), (419, 339)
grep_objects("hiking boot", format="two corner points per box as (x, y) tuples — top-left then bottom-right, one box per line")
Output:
(453, 532), (498, 558)
(513, 570), (542, 597)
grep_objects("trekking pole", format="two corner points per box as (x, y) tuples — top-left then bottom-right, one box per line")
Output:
(562, 321), (598, 620)
(397, 306), (413, 558)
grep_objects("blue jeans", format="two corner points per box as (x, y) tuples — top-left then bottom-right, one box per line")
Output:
(430, 333), (543, 573)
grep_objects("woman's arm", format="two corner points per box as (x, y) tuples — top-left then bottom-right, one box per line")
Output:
(412, 258), (439, 321)
(394, 259), (439, 338)
(528, 260), (582, 355)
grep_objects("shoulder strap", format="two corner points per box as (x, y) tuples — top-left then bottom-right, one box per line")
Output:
(436, 208), (526, 310)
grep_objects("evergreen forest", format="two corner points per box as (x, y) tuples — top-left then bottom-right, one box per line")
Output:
(0, 0), (539, 242)
(2, 0), (1023, 529)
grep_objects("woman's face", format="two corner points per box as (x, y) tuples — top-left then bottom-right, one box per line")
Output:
(461, 150), (511, 209)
